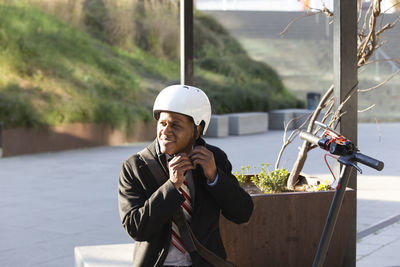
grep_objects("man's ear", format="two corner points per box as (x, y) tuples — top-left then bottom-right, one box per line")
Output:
(195, 124), (203, 140)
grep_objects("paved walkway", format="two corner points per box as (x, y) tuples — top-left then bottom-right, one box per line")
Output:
(0, 123), (399, 266)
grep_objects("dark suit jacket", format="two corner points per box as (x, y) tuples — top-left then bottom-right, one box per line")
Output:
(118, 138), (254, 267)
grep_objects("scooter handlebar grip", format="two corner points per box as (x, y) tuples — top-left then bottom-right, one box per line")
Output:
(354, 152), (384, 171)
(299, 131), (320, 146)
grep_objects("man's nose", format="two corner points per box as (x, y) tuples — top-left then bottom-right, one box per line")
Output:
(163, 123), (172, 134)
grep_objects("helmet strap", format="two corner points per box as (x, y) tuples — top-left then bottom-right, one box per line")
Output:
(193, 123), (198, 144)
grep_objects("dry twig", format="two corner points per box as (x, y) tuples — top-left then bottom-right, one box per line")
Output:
(358, 104), (376, 113)
(358, 69), (400, 93)
(279, 5), (333, 38)
(277, 0), (399, 188)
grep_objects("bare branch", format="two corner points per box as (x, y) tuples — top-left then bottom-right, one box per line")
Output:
(279, 5), (333, 38)
(361, 0), (374, 37)
(382, 1), (400, 14)
(374, 116), (383, 142)
(280, 0), (398, 188)
(275, 120), (293, 168)
(376, 20), (398, 36)
(330, 83), (358, 124)
(305, 3), (334, 17)
(358, 69), (400, 93)
(275, 112), (313, 169)
(275, 127), (297, 170)
(379, 3), (400, 32)
(286, 85), (334, 189)
(362, 58), (400, 66)
(358, 104), (376, 113)
(358, 0), (382, 67)
(307, 85), (334, 133)
(358, 0), (364, 24)
(279, 12), (320, 38)
(318, 97), (335, 127)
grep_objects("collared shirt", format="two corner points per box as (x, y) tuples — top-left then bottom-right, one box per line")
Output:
(163, 154), (219, 266)
(164, 169), (194, 266)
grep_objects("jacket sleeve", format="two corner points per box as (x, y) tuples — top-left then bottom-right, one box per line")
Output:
(118, 155), (185, 241)
(205, 146), (254, 224)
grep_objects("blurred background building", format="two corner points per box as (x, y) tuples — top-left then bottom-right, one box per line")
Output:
(197, 0), (400, 122)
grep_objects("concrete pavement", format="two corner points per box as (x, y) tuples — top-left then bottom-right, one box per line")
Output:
(0, 123), (399, 266)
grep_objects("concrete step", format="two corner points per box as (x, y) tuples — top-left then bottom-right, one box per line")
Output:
(75, 244), (133, 267)
(228, 112), (269, 135)
(205, 114), (229, 137)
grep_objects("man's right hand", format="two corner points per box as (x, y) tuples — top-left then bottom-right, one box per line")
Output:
(168, 153), (195, 189)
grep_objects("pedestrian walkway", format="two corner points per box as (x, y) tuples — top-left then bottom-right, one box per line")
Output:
(357, 220), (400, 267)
(0, 123), (399, 266)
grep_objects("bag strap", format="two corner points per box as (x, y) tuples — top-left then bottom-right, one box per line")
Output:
(137, 147), (236, 267)
(138, 147), (168, 186)
(185, 218), (236, 267)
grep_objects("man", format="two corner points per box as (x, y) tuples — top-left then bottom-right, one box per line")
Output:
(118, 84), (254, 267)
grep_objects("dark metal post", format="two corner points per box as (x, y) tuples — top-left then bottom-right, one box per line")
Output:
(333, 0), (358, 265)
(180, 0), (194, 85)
(312, 165), (354, 267)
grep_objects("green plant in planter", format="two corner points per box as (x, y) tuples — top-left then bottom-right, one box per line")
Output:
(251, 163), (289, 193)
(234, 163), (289, 194)
(316, 180), (332, 191)
(233, 165), (252, 187)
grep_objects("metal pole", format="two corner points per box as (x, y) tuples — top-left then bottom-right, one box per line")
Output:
(333, 0), (358, 265)
(312, 165), (353, 267)
(180, 0), (194, 86)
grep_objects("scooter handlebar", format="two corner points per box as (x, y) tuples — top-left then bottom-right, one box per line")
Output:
(299, 131), (384, 171)
(299, 131), (320, 146)
(354, 152), (384, 171)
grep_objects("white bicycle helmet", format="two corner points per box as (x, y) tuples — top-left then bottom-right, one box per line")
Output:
(153, 84), (212, 134)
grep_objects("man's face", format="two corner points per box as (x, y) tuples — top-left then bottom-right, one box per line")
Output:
(157, 112), (196, 155)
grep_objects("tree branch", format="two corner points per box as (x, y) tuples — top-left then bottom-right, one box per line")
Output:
(279, 0), (398, 188)
(358, 104), (376, 113)
(358, 69), (400, 93)
(286, 85), (334, 189)
(279, 12), (321, 38)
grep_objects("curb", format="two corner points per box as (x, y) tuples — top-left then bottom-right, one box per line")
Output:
(357, 213), (400, 240)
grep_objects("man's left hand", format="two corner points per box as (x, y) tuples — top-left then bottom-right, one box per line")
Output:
(189, 146), (217, 183)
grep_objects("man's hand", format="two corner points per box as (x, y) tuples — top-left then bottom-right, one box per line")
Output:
(168, 153), (195, 189)
(189, 146), (217, 183)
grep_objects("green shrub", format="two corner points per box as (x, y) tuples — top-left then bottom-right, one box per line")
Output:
(0, 4), (152, 129)
(83, 0), (109, 42)
(234, 163), (289, 193)
(233, 165), (252, 187)
(250, 163), (289, 194)
(193, 12), (304, 113)
(0, 85), (43, 128)
(316, 180), (332, 191)
(0, 1), (303, 130)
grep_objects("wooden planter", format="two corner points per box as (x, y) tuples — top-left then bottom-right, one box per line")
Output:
(219, 189), (356, 267)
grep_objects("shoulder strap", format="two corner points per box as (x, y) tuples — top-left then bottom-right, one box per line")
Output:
(137, 146), (236, 267)
(190, 227), (236, 267)
(138, 147), (168, 186)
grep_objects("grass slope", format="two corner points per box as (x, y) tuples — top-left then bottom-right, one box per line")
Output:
(0, 3), (302, 130)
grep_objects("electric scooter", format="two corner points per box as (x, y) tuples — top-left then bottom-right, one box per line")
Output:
(299, 122), (384, 267)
